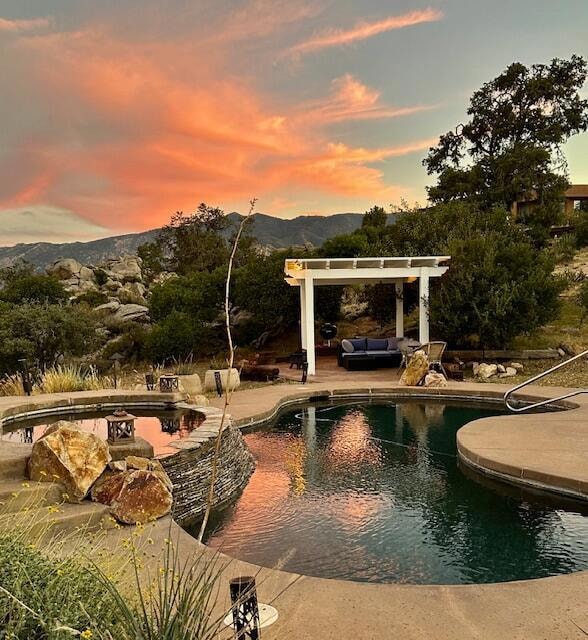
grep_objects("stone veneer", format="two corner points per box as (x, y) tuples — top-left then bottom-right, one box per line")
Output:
(160, 404), (255, 524)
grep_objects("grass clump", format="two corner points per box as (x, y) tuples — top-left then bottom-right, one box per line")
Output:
(37, 364), (108, 394)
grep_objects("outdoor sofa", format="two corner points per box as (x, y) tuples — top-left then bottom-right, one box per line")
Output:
(337, 337), (403, 370)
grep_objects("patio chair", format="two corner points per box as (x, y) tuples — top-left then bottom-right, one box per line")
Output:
(421, 341), (448, 378)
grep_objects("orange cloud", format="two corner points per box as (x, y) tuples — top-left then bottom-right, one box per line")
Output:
(286, 8), (443, 58)
(0, 16), (50, 32)
(0, 16), (432, 235)
(300, 74), (437, 124)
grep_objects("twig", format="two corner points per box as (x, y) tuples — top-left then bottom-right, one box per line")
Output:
(197, 198), (256, 543)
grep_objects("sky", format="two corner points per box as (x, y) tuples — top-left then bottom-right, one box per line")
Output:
(0, 0), (587, 245)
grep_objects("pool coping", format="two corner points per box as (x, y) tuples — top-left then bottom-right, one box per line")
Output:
(2, 383), (588, 638)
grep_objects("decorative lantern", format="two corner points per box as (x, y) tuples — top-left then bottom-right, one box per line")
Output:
(160, 416), (180, 434)
(106, 408), (136, 444)
(229, 576), (261, 640)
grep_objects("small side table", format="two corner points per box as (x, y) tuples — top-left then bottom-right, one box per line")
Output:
(159, 374), (180, 393)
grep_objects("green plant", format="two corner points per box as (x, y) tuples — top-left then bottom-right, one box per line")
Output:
(0, 302), (99, 375)
(578, 281), (588, 326)
(0, 534), (123, 639)
(73, 290), (109, 307)
(550, 232), (578, 264)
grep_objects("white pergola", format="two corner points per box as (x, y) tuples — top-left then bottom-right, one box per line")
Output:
(284, 256), (451, 375)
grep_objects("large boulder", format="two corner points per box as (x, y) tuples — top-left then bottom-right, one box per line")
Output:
(106, 255), (143, 283)
(477, 363), (498, 380)
(47, 258), (83, 280)
(92, 468), (173, 524)
(399, 350), (429, 386)
(114, 303), (150, 323)
(79, 266), (96, 282)
(424, 372), (448, 388)
(28, 422), (111, 502)
(116, 284), (147, 305)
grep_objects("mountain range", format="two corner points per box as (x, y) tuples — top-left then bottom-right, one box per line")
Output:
(0, 212), (388, 269)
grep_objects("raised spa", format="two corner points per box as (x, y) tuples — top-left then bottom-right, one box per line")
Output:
(191, 399), (588, 585)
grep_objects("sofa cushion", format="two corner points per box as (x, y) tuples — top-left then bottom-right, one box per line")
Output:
(367, 338), (389, 351)
(341, 339), (355, 353)
(349, 338), (367, 351)
(387, 337), (400, 350)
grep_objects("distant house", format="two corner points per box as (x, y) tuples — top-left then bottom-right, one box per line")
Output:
(512, 184), (588, 220)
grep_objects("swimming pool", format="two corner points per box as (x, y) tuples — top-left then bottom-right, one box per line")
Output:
(190, 399), (588, 585)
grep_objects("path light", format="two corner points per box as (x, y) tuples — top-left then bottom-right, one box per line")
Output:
(106, 408), (136, 444)
(109, 352), (124, 389)
(18, 358), (32, 396)
(225, 576), (278, 639)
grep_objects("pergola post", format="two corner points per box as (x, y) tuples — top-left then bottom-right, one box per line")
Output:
(419, 268), (430, 344)
(299, 280), (307, 349)
(304, 275), (316, 375)
(395, 281), (404, 338)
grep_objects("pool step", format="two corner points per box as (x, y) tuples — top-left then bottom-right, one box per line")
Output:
(0, 480), (64, 514)
(0, 442), (32, 481)
(0, 501), (113, 537)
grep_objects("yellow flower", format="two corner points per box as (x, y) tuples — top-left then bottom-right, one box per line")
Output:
(80, 630), (93, 639)
(40, 470), (47, 476)
(21, 482), (30, 488)
(57, 569), (64, 576)
(47, 505), (60, 514)
(10, 492), (18, 498)
(147, 537), (154, 545)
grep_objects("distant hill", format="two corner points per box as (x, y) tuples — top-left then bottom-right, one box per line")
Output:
(0, 211), (391, 269)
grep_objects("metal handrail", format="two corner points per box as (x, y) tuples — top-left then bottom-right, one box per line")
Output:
(504, 349), (588, 412)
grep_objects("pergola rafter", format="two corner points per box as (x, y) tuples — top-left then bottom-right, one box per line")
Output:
(284, 256), (451, 375)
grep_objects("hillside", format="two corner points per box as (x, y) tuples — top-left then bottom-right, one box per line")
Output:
(0, 211), (386, 269)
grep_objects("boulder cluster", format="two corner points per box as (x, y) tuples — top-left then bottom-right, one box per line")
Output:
(472, 361), (524, 380)
(46, 255), (160, 323)
(28, 421), (173, 524)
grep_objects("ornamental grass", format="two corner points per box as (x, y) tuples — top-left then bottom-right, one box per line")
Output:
(0, 487), (226, 640)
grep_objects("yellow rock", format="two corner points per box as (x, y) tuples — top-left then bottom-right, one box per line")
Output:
(400, 350), (429, 386)
(126, 455), (150, 471)
(28, 421), (111, 502)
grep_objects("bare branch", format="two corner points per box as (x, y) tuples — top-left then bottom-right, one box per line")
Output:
(197, 198), (257, 543)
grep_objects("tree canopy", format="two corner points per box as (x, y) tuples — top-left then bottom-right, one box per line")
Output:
(424, 55), (588, 231)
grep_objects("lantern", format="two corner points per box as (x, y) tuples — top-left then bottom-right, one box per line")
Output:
(106, 408), (136, 444)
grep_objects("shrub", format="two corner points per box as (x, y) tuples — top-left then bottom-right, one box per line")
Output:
(578, 281), (588, 325)
(73, 290), (109, 307)
(0, 303), (99, 375)
(0, 535), (123, 639)
(430, 232), (564, 348)
(550, 232), (578, 264)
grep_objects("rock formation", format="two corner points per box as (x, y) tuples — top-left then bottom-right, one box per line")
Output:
(28, 421), (111, 502)
(399, 350), (429, 386)
(91, 455), (174, 524)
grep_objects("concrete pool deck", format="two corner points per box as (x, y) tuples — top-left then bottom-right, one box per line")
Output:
(1, 380), (588, 638)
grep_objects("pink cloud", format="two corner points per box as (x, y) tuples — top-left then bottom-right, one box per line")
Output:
(286, 8), (443, 58)
(0, 16), (50, 32)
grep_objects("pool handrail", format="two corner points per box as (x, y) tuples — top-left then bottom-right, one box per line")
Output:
(504, 348), (588, 412)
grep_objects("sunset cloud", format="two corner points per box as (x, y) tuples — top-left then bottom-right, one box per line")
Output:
(301, 74), (437, 123)
(0, 4), (438, 242)
(286, 8), (443, 58)
(0, 16), (50, 33)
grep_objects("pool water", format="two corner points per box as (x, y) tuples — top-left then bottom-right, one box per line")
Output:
(1, 409), (204, 456)
(192, 400), (588, 585)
